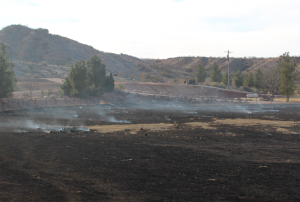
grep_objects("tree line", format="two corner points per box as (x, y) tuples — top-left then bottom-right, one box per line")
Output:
(61, 55), (114, 97)
(193, 52), (296, 102)
(0, 42), (114, 99)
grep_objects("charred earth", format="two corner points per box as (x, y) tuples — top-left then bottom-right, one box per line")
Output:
(1, 103), (300, 201)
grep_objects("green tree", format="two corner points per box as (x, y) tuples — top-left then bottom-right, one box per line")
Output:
(243, 72), (254, 87)
(87, 55), (106, 88)
(195, 65), (207, 83)
(210, 63), (222, 82)
(234, 70), (244, 88)
(104, 73), (115, 92)
(254, 68), (263, 90)
(69, 60), (88, 97)
(222, 72), (232, 86)
(188, 79), (196, 85)
(277, 52), (296, 102)
(0, 43), (16, 98)
(60, 76), (72, 96)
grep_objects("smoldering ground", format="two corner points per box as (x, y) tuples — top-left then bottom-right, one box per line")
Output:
(1, 102), (300, 201)
(0, 101), (296, 134)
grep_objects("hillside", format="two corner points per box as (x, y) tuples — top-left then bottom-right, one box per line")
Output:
(141, 56), (300, 83)
(1, 25), (300, 82)
(0, 25), (145, 77)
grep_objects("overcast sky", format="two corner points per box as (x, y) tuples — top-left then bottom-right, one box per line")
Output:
(1, 0), (300, 59)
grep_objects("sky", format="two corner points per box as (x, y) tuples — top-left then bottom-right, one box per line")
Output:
(1, 0), (300, 59)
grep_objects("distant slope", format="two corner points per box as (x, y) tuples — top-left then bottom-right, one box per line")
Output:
(1, 25), (300, 82)
(141, 56), (300, 82)
(0, 25), (145, 77)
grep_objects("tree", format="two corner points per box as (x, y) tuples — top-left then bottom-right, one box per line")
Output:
(87, 55), (106, 88)
(0, 43), (16, 98)
(41, 89), (45, 98)
(104, 73), (115, 92)
(69, 60), (88, 97)
(195, 65), (207, 83)
(188, 79), (196, 85)
(222, 72), (232, 86)
(244, 72), (254, 87)
(260, 68), (280, 98)
(277, 52), (296, 102)
(210, 62), (222, 82)
(234, 70), (243, 88)
(60, 76), (72, 96)
(61, 58), (110, 97)
(254, 68), (263, 90)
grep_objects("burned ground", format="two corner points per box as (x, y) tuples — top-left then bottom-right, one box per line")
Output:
(0, 104), (300, 201)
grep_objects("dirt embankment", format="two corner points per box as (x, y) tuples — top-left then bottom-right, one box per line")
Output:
(117, 82), (248, 98)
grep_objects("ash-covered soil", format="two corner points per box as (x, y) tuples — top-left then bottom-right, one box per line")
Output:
(1, 103), (300, 201)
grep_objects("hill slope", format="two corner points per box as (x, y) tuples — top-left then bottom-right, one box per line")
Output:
(1, 25), (300, 82)
(0, 25), (145, 77)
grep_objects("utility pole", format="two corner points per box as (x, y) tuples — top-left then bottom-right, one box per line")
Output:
(225, 50), (232, 89)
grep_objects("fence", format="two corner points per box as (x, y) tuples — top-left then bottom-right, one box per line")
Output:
(0, 95), (125, 112)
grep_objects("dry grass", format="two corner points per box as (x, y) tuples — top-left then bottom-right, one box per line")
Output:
(88, 117), (300, 135)
(89, 123), (174, 134)
(273, 97), (300, 102)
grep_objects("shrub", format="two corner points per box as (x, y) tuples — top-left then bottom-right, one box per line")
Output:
(188, 79), (196, 85)
(117, 84), (125, 91)
(239, 86), (259, 93)
(210, 82), (227, 89)
(59, 89), (64, 98)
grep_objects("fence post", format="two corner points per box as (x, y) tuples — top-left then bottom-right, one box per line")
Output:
(74, 98), (75, 104)
(2, 99), (3, 111)
(35, 98), (36, 108)
(65, 98), (66, 104)
(18, 99), (19, 108)
(46, 98), (47, 107)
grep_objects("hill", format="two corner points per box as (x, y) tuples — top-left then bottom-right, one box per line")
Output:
(141, 56), (300, 83)
(0, 25), (145, 77)
(1, 25), (300, 83)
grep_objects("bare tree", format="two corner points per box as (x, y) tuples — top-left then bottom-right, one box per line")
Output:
(260, 68), (280, 100)
(23, 75), (39, 99)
